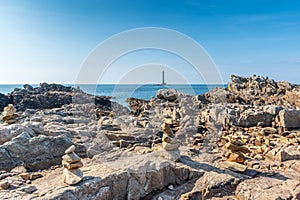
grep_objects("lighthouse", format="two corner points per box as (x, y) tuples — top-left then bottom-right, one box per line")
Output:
(161, 70), (166, 85)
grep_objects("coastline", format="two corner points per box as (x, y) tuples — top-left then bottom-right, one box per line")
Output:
(0, 74), (299, 199)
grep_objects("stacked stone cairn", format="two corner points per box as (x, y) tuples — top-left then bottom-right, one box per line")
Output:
(160, 105), (180, 161)
(62, 145), (83, 185)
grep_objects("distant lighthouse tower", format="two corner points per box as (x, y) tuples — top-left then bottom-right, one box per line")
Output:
(161, 70), (166, 85)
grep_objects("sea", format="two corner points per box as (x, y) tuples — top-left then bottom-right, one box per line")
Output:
(0, 84), (225, 106)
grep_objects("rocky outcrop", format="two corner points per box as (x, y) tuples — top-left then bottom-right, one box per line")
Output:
(0, 133), (73, 171)
(7, 83), (112, 111)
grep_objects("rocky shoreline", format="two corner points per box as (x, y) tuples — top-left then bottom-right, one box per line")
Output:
(0, 75), (299, 200)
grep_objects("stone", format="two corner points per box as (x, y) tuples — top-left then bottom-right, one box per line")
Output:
(62, 152), (81, 164)
(236, 176), (300, 200)
(220, 161), (247, 172)
(226, 151), (245, 164)
(63, 168), (83, 185)
(277, 109), (300, 128)
(18, 185), (38, 193)
(181, 171), (245, 199)
(0, 134), (73, 171)
(225, 142), (250, 154)
(62, 160), (83, 170)
(19, 173), (30, 181)
(2, 104), (16, 117)
(162, 142), (179, 151)
(266, 146), (300, 162)
(10, 166), (27, 174)
(30, 172), (43, 180)
(156, 88), (178, 101)
(161, 123), (174, 137)
(0, 180), (10, 190)
(65, 145), (75, 154)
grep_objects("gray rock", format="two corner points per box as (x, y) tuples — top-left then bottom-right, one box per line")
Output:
(276, 109), (300, 128)
(0, 133), (73, 171)
(157, 89), (178, 101)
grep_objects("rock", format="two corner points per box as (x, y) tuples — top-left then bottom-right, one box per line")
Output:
(220, 161), (247, 173)
(277, 109), (300, 128)
(266, 146), (300, 162)
(63, 168), (83, 185)
(181, 171), (245, 199)
(19, 172), (30, 181)
(62, 160), (83, 170)
(236, 176), (300, 200)
(226, 151), (245, 164)
(0, 180), (10, 190)
(0, 133), (73, 171)
(65, 145), (76, 154)
(62, 152), (81, 163)
(157, 89), (178, 101)
(225, 142), (250, 154)
(2, 104), (16, 117)
(162, 142), (180, 151)
(18, 185), (37, 193)
(0, 93), (10, 112)
(30, 172), (43, 180)
(161, 123), (174, 137)
(10, 166), (27, 174)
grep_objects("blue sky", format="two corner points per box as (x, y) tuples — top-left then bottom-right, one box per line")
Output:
(0, 0), (300, 83)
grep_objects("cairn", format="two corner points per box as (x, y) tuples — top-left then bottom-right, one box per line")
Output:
(62, 145), (83, 185)
(159, 105), (180, 161)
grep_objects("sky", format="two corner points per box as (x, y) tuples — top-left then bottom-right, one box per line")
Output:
(0, 0), (300, 84)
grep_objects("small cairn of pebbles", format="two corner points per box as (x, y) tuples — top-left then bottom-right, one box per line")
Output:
(62, 145), (83, 185)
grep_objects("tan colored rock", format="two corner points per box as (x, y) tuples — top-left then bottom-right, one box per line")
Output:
(0, 180), (10, 190)
(62, 160), (83, 170)
(63, 168), (83, 185)
(2, 104), (16, 117)
(161, 123), (174, 137)
(62, 152), (81, 163)
(226, 151), (245, 163)
(225, 142), (250, 154)
(220, 161), (247, 172)
(10, 165), (27, 174)
(19, 172), (30, 181)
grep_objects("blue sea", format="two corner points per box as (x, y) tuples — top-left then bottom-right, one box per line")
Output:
(0, 84), (225, 106)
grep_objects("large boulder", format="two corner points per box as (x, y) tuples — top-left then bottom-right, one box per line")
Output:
(0, 132), (73, 171)
(276, 109), (300, 128)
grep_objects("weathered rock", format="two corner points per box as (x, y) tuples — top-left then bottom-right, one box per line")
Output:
(265, 146), (300, 162)
(1, 104), (16, 119)
(63, 168), (83, 185)
(236, 176), (300, 200)
(226, 151), (245, 164)
(276, 109), (300, 128)
(0, 180), (10, 190)
(181, 171), (245, 199)
(157, 89), (178, 101)
(220, 161), (247, 173)
(0, 132), (73, 171)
